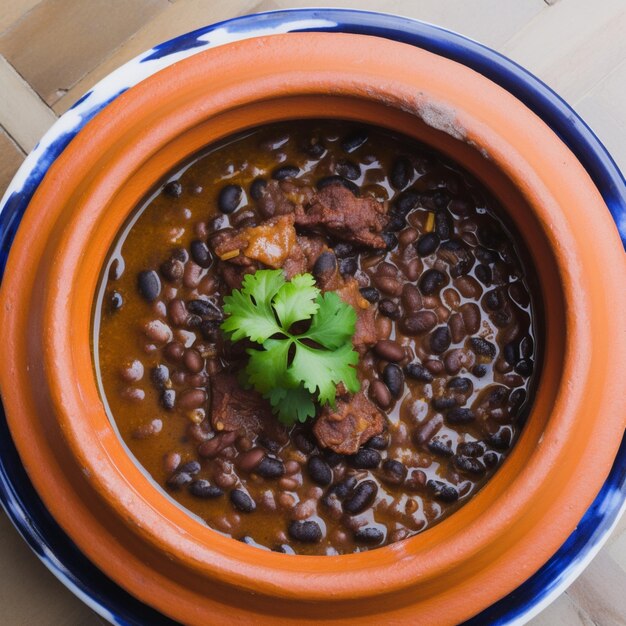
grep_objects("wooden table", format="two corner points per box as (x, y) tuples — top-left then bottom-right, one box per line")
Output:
(0, 1), (624, 624)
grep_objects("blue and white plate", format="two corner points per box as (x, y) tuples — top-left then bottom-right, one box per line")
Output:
(0, 9), (624, 625)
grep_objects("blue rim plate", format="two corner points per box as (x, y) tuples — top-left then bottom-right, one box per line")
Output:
(0, 9), (624, 626)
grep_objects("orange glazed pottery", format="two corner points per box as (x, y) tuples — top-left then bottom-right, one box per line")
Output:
(0, 33), (625, 625)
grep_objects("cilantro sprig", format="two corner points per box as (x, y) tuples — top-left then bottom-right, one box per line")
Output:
(221, 270), (360, 424)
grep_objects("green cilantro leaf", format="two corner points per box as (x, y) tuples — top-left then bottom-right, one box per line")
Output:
(290, 342), (359, 405)
(272, 273), (320, 330)
(221, 269), (285, 343)
(220, 269), (361, 425)
(304, 291), (357, 350)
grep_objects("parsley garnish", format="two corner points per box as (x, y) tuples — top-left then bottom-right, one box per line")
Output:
(221, 269), (360, 424)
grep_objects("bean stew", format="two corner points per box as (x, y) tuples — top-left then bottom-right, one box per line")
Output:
(94, 120), (540, 555)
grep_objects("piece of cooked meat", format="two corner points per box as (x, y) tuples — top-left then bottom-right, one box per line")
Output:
(257, 180), (297, 218)
(210, 371), (287, 442)
(295, 183), (389, 249)
(283, 235), (328, 279)
(313, 390), (385, 455)
(335, 278), (377, 355)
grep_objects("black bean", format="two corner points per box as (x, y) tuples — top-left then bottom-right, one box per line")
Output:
(390, 157), (412, 190)
(199, 319), (220, 341)
(469, 337), (496, 359)
(354, 527), (385, 544)
(255, 456), (285, 479)
(167, 472), (192, 489)
(379, 299), (401, 320)
(381, 232), (398, 251)
(430, 327), (451, 354)
(257, 435), (282, 454)
(447, 377), (472, 393)
(386, 211), (406, 232)
(419, 269), (446, 295)
(359, 287), (380, 303)
(163, 180), (182, 198)
(160, 258), (184, 282)
(382, 363), (404, 398)
(515, 359), (534, 377)
(239, 536), (256, 545)
(161, 389), (176, 410)
(509, 389), (527, 414)
(394, 190), (420, 215)
(322, 450), (344, 467)
(293, 430), (316, 454)
(272, 165), (300, 180)
(317, 175), (359, 195)
(431, 396), (456, 410)
(401, 311), (438, 335)
(348, 448), (381, 469)
(307, 456), (332, 486)
(427, 479), (459, 503)
(427, 438), (454, 457)
(453, 455), (486, 475)
(335, 159), (361, 180)
(435, 211), (452, 240)
(302, 136), (325, 158)
(189, 240), (212, 268)
(273, 543), (296, 554)
(485, 289), (504, 311)
(381, 459), (407, 484)
(439, 240), (474, 278)
(179, 460), (201, 475)
(404, 362), (434, 382)
(341, 130), (368, 152)
(230, 489), (256, 512)
(520, 335), (534, 359)
(322, 476), (357, 506)
(187, 298), (222, 320)
(137, 270), (161, 302)
(288, 520), (322, 543)
(457, 441), (484, 457)
(366, 434), (389, 450)
(478, 223), (504, 248)
(189, 480), (223, 498)
(109, 291), (123, 311)
(475, 246), (499, 264)
(312, 251), (337, 280)
(433, 190), (450, 209)
(150, 364), (169, 388)
(447, 407), (476, 424)
(343, 480), (378, 514)
(487, 386), (509, 407)
(186, 314), (202, 330)
(249, 178), (267, 200)
(218, 184), (243, 214)
(483, 451), (499, 468)
(487, 429), (512, 450)
(416, 233), (440, 256)
(339, 255), (358, 276)
(475, 264), (492, 285)
(503, 342), (519, 366)
(472, 364), (487, 378)
(333, 242), (355, 258)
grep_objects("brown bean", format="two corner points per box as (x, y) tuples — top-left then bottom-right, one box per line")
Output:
(167, 299), (188, 327)
(198, 274), (219, 296)
(236, 436), (253, 452)
(374, 340), (405, 362)
(152, 301), (166, 317)
(373, 275), (403, 296)
(278, 492), (296, 509)
(443, 288), (461, 310)
(370, 380), (392, 409)
(278, 477), (300, 491)
(435, 305), (450, 322)
(495, 357), (513, 374)
(460, 303), (481, 335)
(403, 258), (422, 281)
(401, 311), (437, 335)
(377, 262), (398, 277)
(120, 387), (145, 402)
(188, 373), (208, 387)
(144, 320), (173, 344)
(163, 341), (185, 362)
(183, 262), (203, 288)
(455, 275), (482, 299)
(171, 370), (186, 386)
(178, 389), (207, 410)
(238, 448), (266, 472)
(198, 431), (238, 458)
(183, 348), (204, 373)
(120, 360), (144, 382)
(375, 315), (392, 340)
(401, 284), (423, 312)
(285, 460), (301, 475)
(414, 414), (443, 444)
(293, 499), (317, 520)
(449, 313), (466, 343)
(425, 359), (444, 375)
(163, 451), (181, 473)
(398, 227), (419, 246)
(187, 420), (212, 443)
(444, 348), (474, 375)
(132, 418), (162, 440)
(214, 473), (236, 489)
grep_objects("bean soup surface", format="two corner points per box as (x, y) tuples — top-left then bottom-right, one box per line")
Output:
(94, 120), (540, 555)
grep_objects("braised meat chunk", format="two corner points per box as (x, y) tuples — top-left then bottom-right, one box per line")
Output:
(313, 391), (385, 455)
(295, 183), (389, 249)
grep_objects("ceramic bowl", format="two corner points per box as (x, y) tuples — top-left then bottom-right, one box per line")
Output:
(0, 10), (624, 626)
